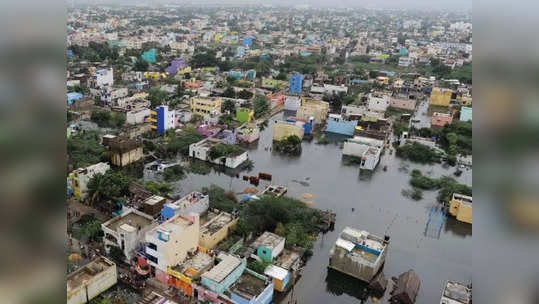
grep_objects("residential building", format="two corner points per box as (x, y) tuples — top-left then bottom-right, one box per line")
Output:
(325, 114), (358, 136)
(250, 232), (285, 263)
(151, 105), (175, 134)
(286, 117), (313, 135)
(460, 106), (472, 122)
(323, 84), (348, 95)
(101, 208), (156, 262)
(261, 77), (287, 89)
(430, 88), (452, 107)
(449, 193), (472, 224)
(144, 213), (200, 284)
(68, 162), (110, 200)
(199, 209), (239, 251)
(264, 265), (290, 292)
(273, 249), (302, 288)
(398, 57), (414, 67)
(432, 112), (453, 128)
(342, 136), (384, 171)
(161, 192), (209, 221)
(67, 92), (83, 105)
(236, 124), (260, 143)
(367, 92), (390, 113)
(329, 227), (389, 282)
(440, 281), (472, 304)
(201, 252), (246, 295)
(236, 107), (254, 123)
(284, 95), (302, 111)
(108, 138), (143, 167)
(390, 95), (417, 111)
(272, 120), (304, 141)
(297, 99), (329, 123)
(190, 96), (222, 118)
(229, 269), (274, 304)
(189, 138), (249, 169)
(89, 68), (113, 88)
(167, 252), (214, 297)
(67, 257), (117, 304)
(289, 72), (303, 94)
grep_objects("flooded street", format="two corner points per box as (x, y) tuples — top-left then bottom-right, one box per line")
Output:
(148, 113), (472, 304)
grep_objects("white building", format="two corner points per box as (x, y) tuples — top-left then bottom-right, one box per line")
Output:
(68, 162), (110, 200)
(67, 257), (117, 304)
(101, 208), (156, 262)
(367, 93), (390, 113)
(90, 68), (114, 88)
(161, 192), (209, 221)
(343, 136), (384, 171)
(398, 57), (414, 67)
(284, 95), (302, 111)
(189, 138), (248, 169)
(324, 84), (348, 95)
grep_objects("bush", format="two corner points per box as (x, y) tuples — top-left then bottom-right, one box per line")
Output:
(248, 260), (271, 275)
(208, 144), (245, 160)
(202, 185), (238, 213)
(408, 170), (472, 203)
(68, 130), (109, 169)
(167, 128), (204, 156)
(163, 165), (186, 182)
(274, 135), (302, 155)
(90, 109), (125, 128)
(145, 181), (173, 196)
(396, 142), (441, 163)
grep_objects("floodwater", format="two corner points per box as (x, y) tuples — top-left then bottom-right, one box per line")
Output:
(150, 112), (472, 304)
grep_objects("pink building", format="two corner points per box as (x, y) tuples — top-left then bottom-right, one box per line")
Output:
(431, 112), (453, 127)
(390, 96), (417, 111)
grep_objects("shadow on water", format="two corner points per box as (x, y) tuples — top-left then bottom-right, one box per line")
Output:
(444, 216), (472, 238)
(325, 268), (382, 303)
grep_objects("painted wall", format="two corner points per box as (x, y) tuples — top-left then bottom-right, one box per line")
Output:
(430, 88), (452, 107)
(273, 121), (304, 141)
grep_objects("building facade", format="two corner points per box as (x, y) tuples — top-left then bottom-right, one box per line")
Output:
(289, 72), (304, 94)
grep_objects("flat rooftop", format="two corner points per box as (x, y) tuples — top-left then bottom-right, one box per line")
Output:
(171, 192), (207, 208)
(229, 272), (267, 300)
(443, 281), (472, 304)
(251, 231), (284, 250)
(143, 195), (165, 206)
(335, 227), (386, 263)
(274, 249), (301, 270)
(67, 257), (114, 292)
(104, 210), (153, 232)
(201, 210), (236, 236)
(172, 252), (213, 278)
(202, 253), (242, 283)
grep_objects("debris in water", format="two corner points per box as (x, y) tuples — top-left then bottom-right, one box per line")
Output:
(390, 269), (420, 304)
(243, 187), (259, 194)
(292, 179), (310, 186)
(301, 193), (314, 200)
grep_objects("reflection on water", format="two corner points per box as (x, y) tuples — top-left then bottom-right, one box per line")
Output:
(444, 216), (472, 238)
(325, 268), (373, 302)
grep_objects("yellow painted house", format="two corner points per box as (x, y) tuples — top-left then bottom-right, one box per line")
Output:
(144, 71), (168, 80)
(273, 120), (304, 141)
(214, 33), (223, 43)
(449, 193), (472, 224)
(178, 66), (192, 75)
(190, 96), (222, 117)
(199, 210), (239, 252)
(297, 99), (329, 123)
(261, 77), (287, 89)
(430, 87), (453, 107)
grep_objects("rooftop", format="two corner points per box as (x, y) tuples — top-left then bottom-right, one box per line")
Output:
(273, 249), (301, 270)
(202, 253), (242, 283)
(229, 271), (268, 300)
(200, 210), (236, 236)
(67, 257), (115, 292)
(442, 281), (472, 304)
(103, 209), (153, 232)
(251, 231), (285, 250)
(335, 227), (386, 264)
(172, 252), (213, 278)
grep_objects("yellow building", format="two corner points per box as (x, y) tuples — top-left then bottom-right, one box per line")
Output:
(178, 66), (191, 75)
(261, 77), (287, 89)
(449, 193), (472, 224)
(273, 120), (304, 141)
(457, 95), (473, 106)
(68, 162), (110, 200)
(214, 33), (223, 43)
(190, 97), (222, 117)
(109, 139), (144, 167)
(199, 210), (239, 252)
(430, 87), (453, 107)
(144, 71), (167, 80)
(297, 99), (329, 123)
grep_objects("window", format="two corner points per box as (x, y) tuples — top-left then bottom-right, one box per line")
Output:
(147, 242), (157, 250)
(147, 254), (158, 264)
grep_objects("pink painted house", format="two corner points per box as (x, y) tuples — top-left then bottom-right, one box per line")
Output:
(431, 112), (453, 127)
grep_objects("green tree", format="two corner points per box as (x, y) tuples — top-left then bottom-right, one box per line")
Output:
(87, 170), (133, 204)
(238, 89), (253, 100)
(222, 87), (236, 98)
(81, 220), (102, 241)
(222, 99), (236, 114)
(148, 87), (168, 108)
(253, 95), (269, 118)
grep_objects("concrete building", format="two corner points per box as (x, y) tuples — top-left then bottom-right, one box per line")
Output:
(460, 106), (472, 122)
(167, 252), (214, 297)
(284, 95), (302, 111)
(367, 92), (390, 113)
(189, 138), (249, 169)
(432, 112), (453, 128)
(190, 97), (222, 118)
(109, 138), (143, 167)
(151, 105), (175, 134)
(272, 120), (304, 141)
(289, 72), (303, 94)
(325, 114), (358, 136)
(263, 265), (290, 292)
(449, 193), (472, 224)
(297, 99), (329, 123)
(199, 209), (239, 251)
(67, 257), (117, 304)
(390, 96), (417, 111)
(229, 269), (274, 304)
(398, 57), (414, 67)
(430, 88), (453, 107)
(236, 124), (260, 143)
(68, 162), (110, 200)
(236, 107), (254, 123)
(250, 232), (285, 263)
(145, 213), (200, 284)
(90, 68), (113, 88)
(161, 192), (209, 221)
(201, 252), (246, 295)
(342, 136), (384, 171)
(102, 208), (156, 262)
(329, 227), (389, 283)
(286, 117), (313, 135)
(440, 281), (472, 304)
(323, 84), (348, 95)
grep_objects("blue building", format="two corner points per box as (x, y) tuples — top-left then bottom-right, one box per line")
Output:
(399, 47), (408, 56)
(67, 92), (83, 105)
(289, 72), (303, 94)
(237, 46), (246, 58)
(460, 106), (472, 121)
(229, 269), (274, 304)
(325, 114), (358, 136)
(287, 117), (312, 135)
(243, 36), (254, 48)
